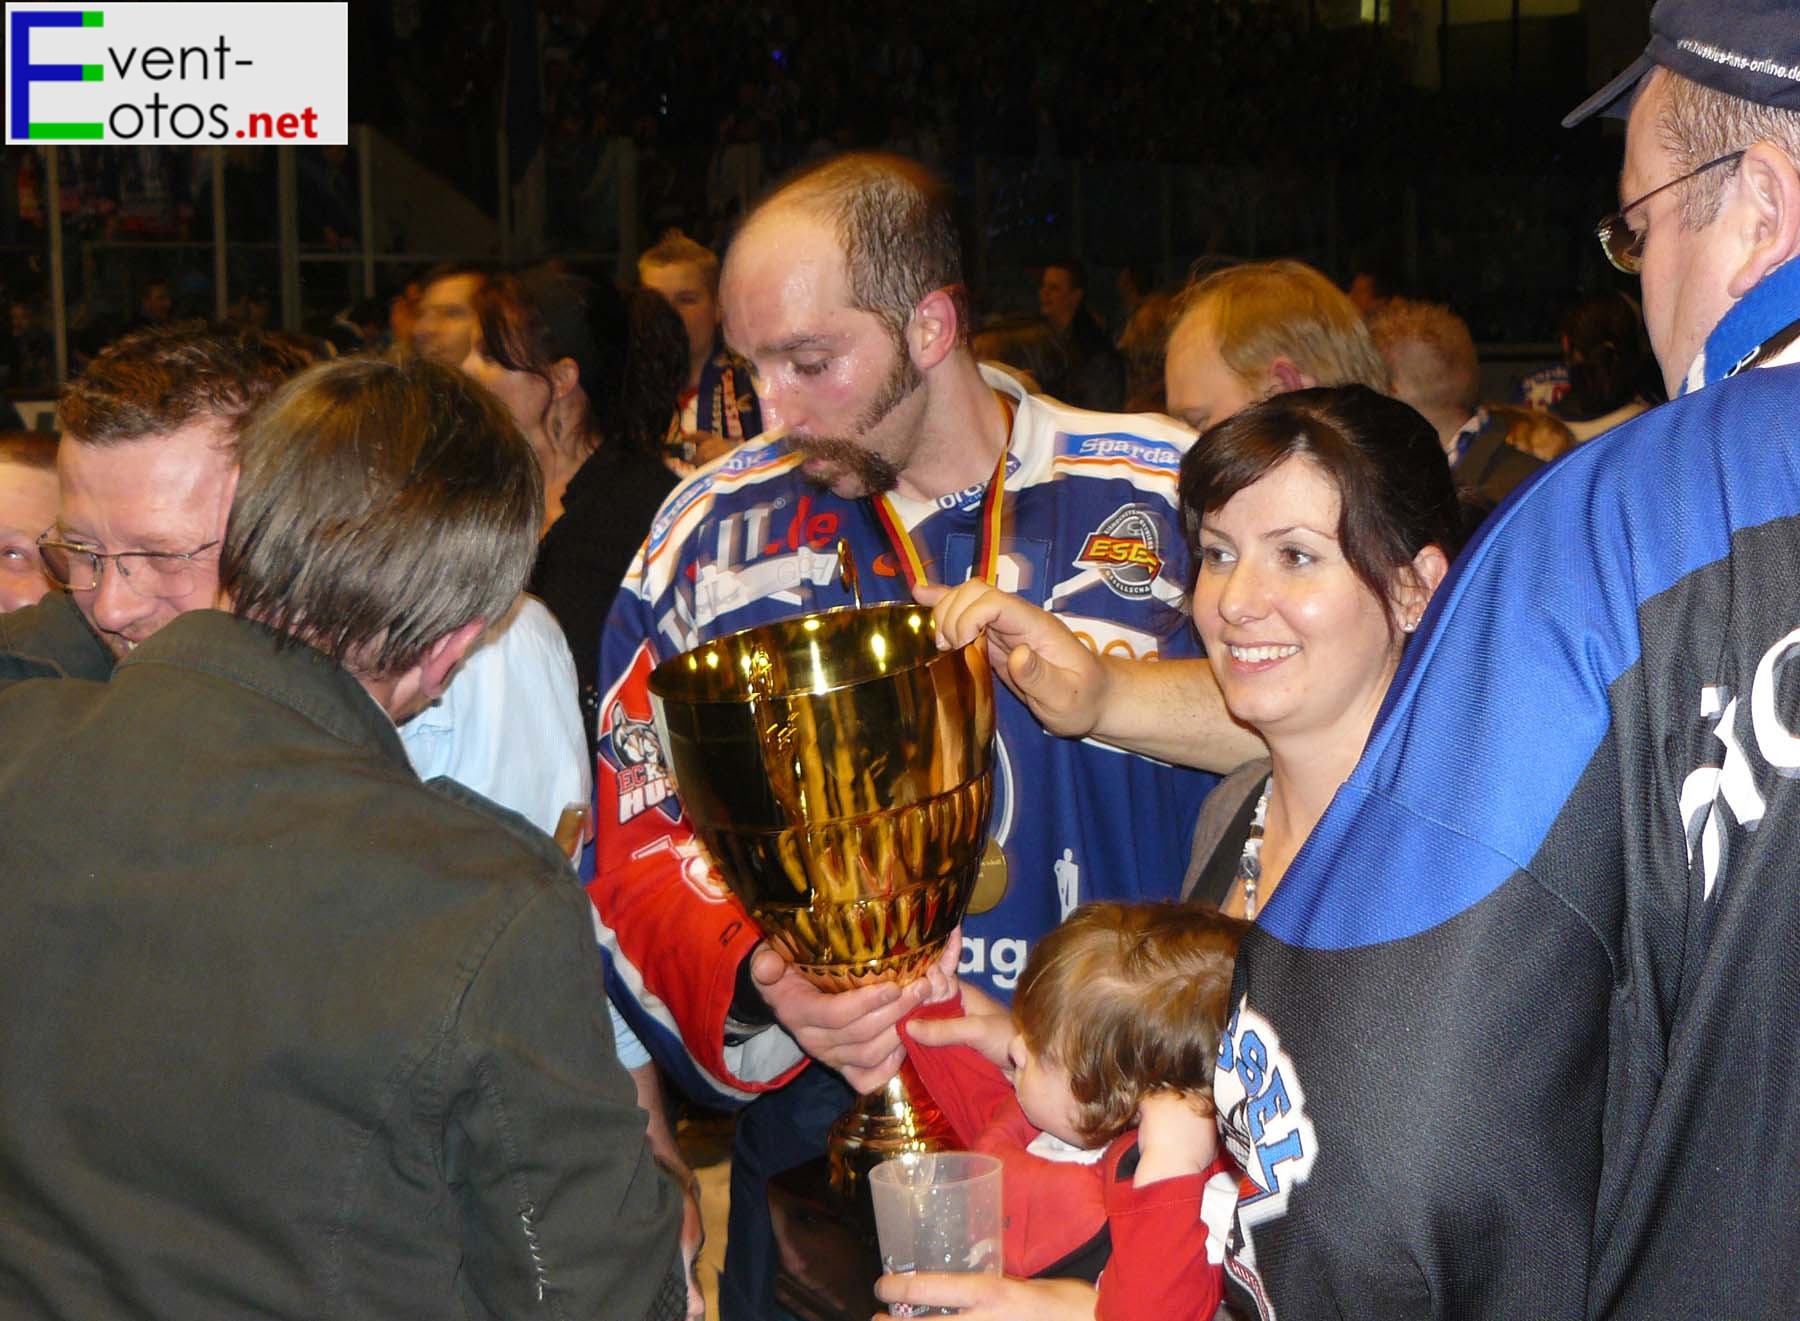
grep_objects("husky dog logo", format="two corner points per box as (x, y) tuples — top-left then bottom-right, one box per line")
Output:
(599, 698), (679, 824)
(1077, 504), (1165, 599)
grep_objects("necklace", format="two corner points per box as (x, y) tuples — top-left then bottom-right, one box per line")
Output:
(1236, 777), (1273, 919)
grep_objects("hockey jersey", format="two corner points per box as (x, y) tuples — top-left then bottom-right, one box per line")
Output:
(590, 367), (1218, 1106)
(1218, 359), (1800, 1319)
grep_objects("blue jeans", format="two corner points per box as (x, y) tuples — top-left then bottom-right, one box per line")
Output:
(719, 1064), (855, 1321)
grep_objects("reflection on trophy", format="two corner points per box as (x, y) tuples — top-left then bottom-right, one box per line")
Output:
(648, 602), (996, 1201)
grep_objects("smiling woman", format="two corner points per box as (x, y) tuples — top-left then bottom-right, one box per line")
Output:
(1178, 385), (1463, 918)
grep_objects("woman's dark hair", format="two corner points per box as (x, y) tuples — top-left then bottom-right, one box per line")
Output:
(1559, 290), (1661, 417)
(621, 287), (690, 459)
(1180, 385), (1464, 642)
(473, 265), (627, 449)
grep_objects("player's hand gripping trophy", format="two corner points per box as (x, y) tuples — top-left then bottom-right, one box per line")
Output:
(648, 562), (995, 1206)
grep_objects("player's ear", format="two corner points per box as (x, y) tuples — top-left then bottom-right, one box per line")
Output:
(908, 287), (963, 371)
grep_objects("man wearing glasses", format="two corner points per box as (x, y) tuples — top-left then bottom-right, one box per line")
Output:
(0, 326), (306, 683)
(0, 355), (685, 1319)
(1201, 2), (1800, 1318)
(0, 324), (590, 845)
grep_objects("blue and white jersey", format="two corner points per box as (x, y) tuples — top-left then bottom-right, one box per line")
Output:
(590, 366), (1219, 1105)
(1219, 360), (1800, 1320)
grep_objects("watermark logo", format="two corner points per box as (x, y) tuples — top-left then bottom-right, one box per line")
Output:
(6, 2), (347, 145)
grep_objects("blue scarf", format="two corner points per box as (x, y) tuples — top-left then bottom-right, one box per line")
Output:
(1683, 256), (1800, 395)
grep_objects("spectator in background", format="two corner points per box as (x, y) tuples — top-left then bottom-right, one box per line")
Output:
(464, 267), (677, 752)
(1368, 297), (1549, 513)
(1488, 403), (1578, 463)
(386, 272), (425, 347)
(637, 230), (764, 462)
(296, 144), (359, 249)
(1552, 290), (1660, 443)
(1118, 289), (1174, 413)
(412, 261), (491, 366)
(1114, 259), (1156, 341)
(621, 287), (701, 475)
(4, 300), (53, 390)
(0, 432), (57, 613)
(124, 278), (174, 336)
(1039, 257), (1125, 411)
(1163, 259), (1389, 434)
(1343, 266), (1394, 317)
(334, 298), (388, 352)
(972, 313), (1070, 396)
(225, 287), (274, 332)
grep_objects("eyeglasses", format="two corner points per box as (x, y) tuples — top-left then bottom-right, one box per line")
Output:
(36, 532), (221, 596)
(1595, 151), (1745, 275)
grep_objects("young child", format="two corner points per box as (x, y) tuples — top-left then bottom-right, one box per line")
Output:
(902, 901), (1249, 1321)
(0, 431), (59, 614)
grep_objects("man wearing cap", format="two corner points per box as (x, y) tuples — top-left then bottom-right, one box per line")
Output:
(1207, 3), (1800, 1318)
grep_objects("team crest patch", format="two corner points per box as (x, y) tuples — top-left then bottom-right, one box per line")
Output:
(1076, 504), (1165, 599)
(598, 652), (681, 825)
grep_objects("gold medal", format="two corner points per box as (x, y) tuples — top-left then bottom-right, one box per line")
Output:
(967, 838), (1010, 915)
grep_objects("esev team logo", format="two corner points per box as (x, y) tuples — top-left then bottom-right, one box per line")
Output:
(1214, 996), (1317, 1320)
(1076, 504), (1165, 599)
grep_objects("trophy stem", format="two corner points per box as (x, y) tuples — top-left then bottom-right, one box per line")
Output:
(825, 1053), (958, 1212)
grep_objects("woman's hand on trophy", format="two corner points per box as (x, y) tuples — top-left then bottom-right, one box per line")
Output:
(915, 582), (1110, 740)
(873, 1271), (1099, 1320)
(750, 941), (953, 1093)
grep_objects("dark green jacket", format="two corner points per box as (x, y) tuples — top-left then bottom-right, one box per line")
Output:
(0, 589), (113, 686)
(0, 610), (683, 1320)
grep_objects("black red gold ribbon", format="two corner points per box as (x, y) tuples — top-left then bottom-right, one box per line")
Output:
(870, 394), (1013, 589)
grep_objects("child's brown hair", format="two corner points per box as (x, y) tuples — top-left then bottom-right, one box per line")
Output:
(1014, 901), (1249, 1146)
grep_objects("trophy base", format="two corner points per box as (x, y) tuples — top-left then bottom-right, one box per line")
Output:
(825, 1055), (958, 1215)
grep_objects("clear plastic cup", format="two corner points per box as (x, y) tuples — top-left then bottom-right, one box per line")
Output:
(868, 1151), (1003, 1317)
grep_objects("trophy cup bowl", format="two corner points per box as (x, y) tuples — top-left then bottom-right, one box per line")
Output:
(648, 603), (996, 1203)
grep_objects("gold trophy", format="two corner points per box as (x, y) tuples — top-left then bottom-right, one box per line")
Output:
(648, 599), (995, 1201)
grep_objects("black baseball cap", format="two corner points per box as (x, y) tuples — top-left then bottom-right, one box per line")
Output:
(1564, 0), (1800, 128)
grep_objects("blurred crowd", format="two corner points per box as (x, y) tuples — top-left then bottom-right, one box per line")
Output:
(7, 3), (1793, 1317)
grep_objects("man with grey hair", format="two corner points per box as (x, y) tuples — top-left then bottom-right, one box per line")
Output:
(1162, 259), (1390, 434)
(0, 356), (684, 1320)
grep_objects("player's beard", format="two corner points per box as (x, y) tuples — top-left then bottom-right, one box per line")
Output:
(791, 348), (923, 498)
